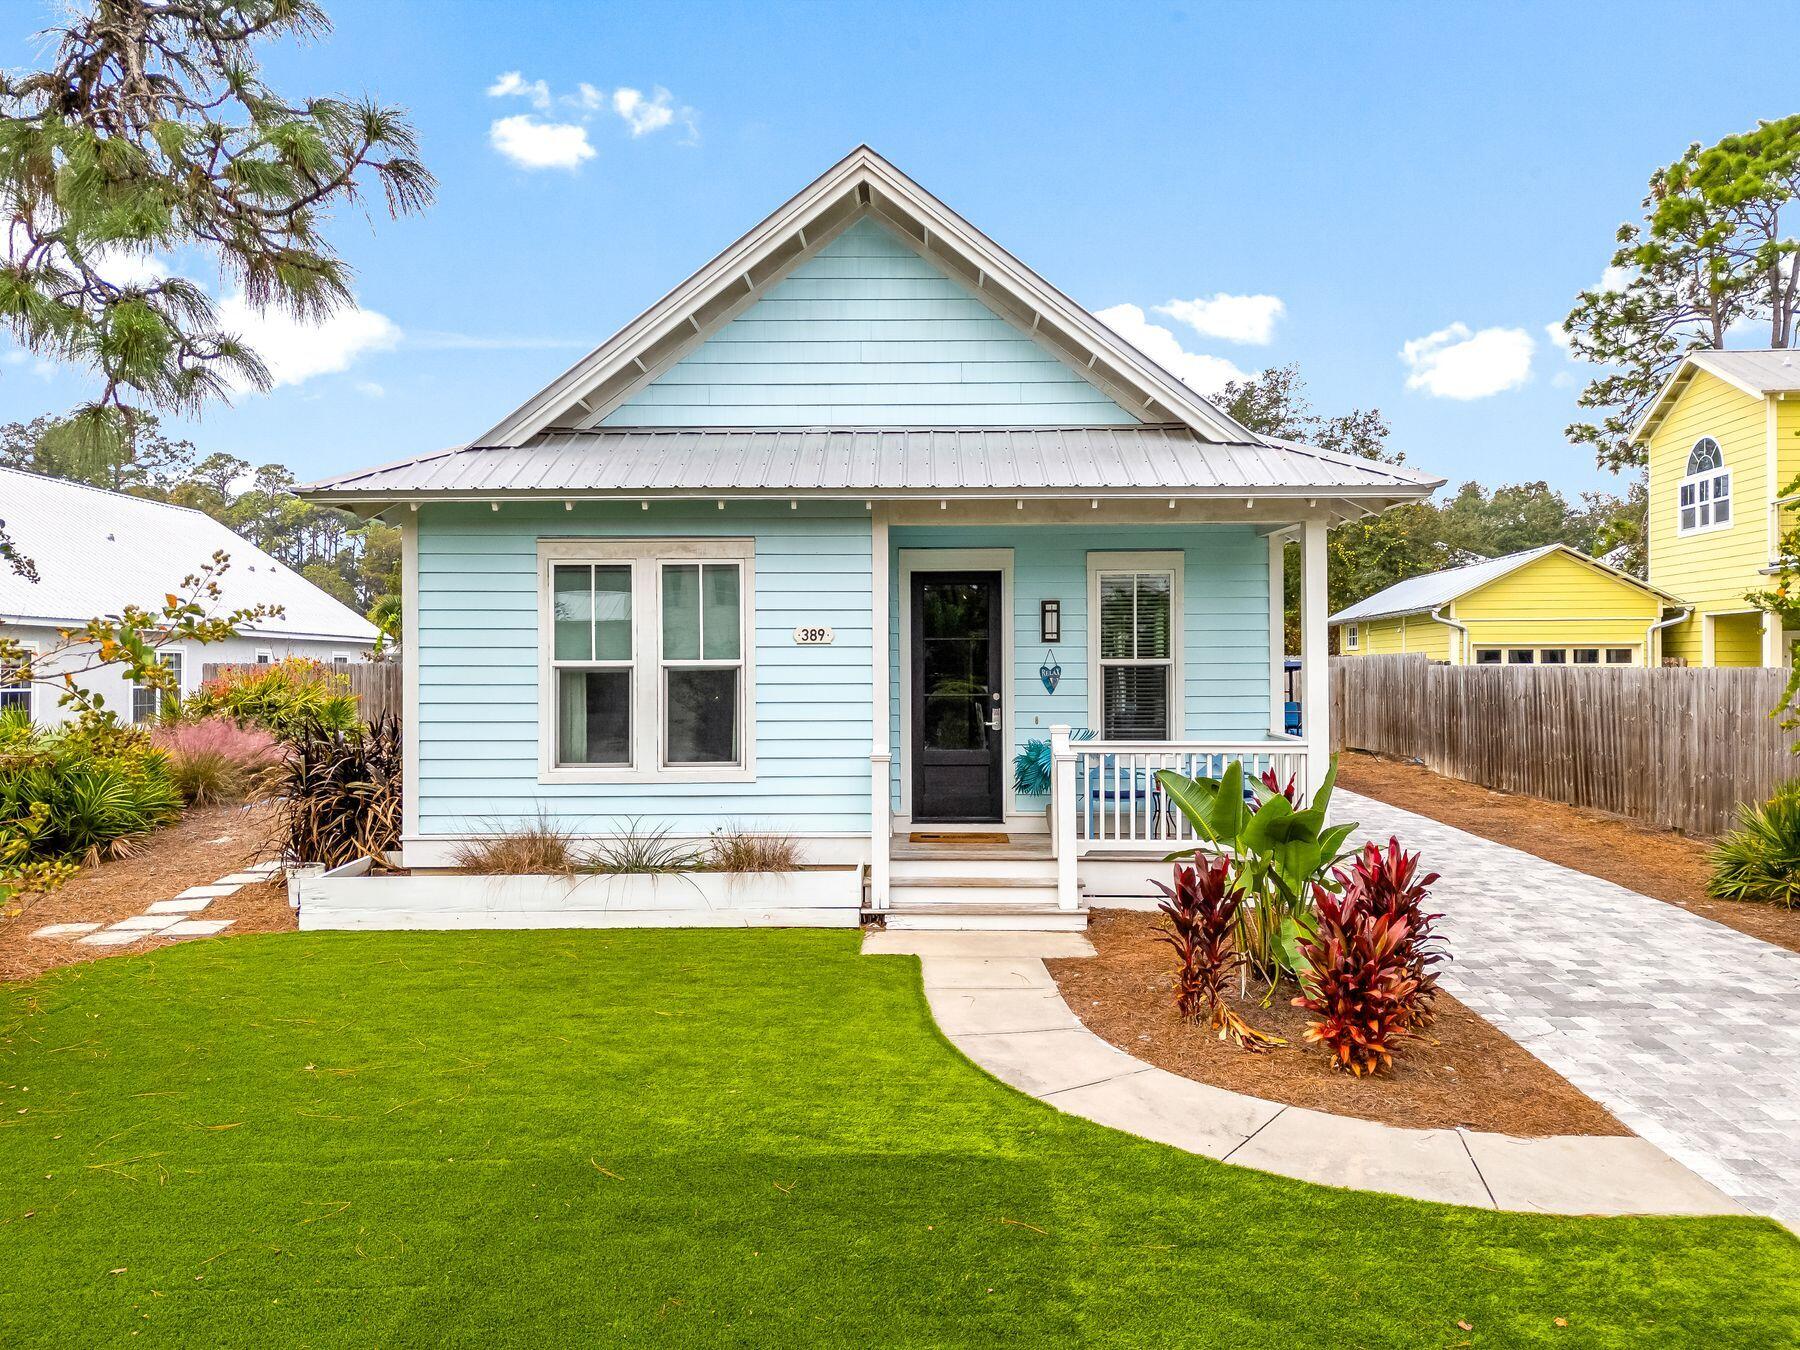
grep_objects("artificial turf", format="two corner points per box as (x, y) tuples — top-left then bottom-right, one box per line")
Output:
(0, 930), (1794, 1346)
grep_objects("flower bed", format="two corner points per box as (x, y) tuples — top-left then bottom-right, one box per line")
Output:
(1048, 909), (1626, 1137)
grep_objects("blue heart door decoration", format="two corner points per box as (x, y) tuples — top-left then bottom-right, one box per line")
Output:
(1039, 651), (1062, 694)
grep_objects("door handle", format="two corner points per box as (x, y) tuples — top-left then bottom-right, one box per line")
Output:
(987, 695), (1001, 730)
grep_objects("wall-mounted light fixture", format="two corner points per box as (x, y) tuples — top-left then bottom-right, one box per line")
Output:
(1040, 599), (1062, 644)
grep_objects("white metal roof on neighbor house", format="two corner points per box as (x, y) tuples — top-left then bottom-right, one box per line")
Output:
(302, 426), (1442, 501)
(0, 467), (379, 640)
(1633, 348), (1800, 440)
(1329, 544), (1677, 625)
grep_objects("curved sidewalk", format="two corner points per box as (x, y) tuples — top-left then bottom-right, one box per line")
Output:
(865, 930), (1744, 1218)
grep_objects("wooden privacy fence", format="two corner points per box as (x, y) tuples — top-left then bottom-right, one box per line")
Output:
(201, 661), (402, 724)
(1329, 654), (1799, 836)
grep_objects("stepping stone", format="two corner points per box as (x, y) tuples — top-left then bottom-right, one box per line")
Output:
(175, 884), (240, 900)
(245, 861), (281, 876)
(160, 919), (233, 939)
(147, 897), (212, 915)
(107, 914), (183, 932)
(215, 872), (268, 885)
(77, 930), (145, 947)
(31, 922), (101, 938)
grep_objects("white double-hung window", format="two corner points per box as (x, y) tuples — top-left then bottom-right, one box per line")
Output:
(1677, 437), (1731, 535)
(1, 641), (34, 718)
(541, 539), (752, 781)
(1089, 552), (1181, 741)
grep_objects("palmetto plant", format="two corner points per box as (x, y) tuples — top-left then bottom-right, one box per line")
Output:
(1708, 787), (1800, 908)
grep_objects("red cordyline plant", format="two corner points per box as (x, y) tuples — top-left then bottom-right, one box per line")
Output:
(1330, 837), (1447, 1028)
(1292, 886), (1421, 1076)
(1153, 856), (1284, 1053)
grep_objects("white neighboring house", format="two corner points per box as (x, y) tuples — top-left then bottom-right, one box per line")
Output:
(0, 466), (379, 725)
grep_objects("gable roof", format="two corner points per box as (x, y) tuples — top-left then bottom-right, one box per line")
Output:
(1632, 349), (1800, 441)
(1329, 544), (1678, 625)
(302, 425), (1442, 503)
(479, 145), (1258, 446)
(0, 467), (378, 642)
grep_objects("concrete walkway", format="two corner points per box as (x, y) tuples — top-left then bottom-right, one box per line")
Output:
(866, 930), (1742, 1218)
(1333, 790), (1800, 1231)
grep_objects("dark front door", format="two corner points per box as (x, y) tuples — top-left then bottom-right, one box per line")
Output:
(911, 571), (1005, 823)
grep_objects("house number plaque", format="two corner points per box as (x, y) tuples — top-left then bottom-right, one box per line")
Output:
(792, 625), (835, 645)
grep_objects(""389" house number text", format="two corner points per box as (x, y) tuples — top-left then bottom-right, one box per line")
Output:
(792, 625), (835, 645)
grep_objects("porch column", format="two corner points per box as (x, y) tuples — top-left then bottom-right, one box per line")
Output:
(1301, 517), (1330, 792)
(1267, 531), (1287, 737)
(869, 507), (891, 909)
(1050, 724), (1078, 910)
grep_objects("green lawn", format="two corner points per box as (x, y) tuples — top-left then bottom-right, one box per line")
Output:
(0, 931), (1794, 1346)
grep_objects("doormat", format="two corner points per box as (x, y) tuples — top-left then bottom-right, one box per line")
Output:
(909, 832), (1010, 844)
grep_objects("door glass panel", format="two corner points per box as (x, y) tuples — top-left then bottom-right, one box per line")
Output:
(920, 580), (991, 753)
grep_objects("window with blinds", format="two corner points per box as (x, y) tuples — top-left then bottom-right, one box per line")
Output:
(1096, 570), (1172, 739)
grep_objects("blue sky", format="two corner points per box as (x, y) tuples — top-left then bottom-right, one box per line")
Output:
(4, 1), (1797, 495)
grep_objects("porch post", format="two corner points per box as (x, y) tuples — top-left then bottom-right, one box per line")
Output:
(1267, 531), (1286, 737)
(1050, 724), (1078, 910)
(870, 507), (891, 909)
(1301, 517), (1330, 793)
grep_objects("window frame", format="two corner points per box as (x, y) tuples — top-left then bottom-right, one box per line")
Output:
(132, 646), (185, 724)
(1677, 437), (1732, 536)
(0, 639), (36, 719)
(254, 648), (273, 665)
(1344, 622), (1359, 651)
(1474, 647), (1502, 665)
(537, 538), (754, 785)
(1086, 551), (1183, 742)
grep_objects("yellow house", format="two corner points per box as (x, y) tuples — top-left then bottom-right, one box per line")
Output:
(1329, 544), (1676, 666)
(1633, 349), (1800, 666)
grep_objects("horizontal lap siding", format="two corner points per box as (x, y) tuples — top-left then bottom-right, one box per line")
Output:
(888, 525), (1270, 815)
(415, 503), (873, 837)
(1454, 552), (1662, 660)
(602, 218), (1139, 427)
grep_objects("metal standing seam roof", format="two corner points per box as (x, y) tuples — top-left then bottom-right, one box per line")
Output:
(300, 426), (1443, 499)
(0, 466), (379, 640)
(1328, 544), (1678, 625)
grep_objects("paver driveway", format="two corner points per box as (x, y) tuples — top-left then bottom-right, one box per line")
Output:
(1333, 789), (1800, 1229)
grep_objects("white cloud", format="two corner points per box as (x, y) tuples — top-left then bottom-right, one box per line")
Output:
(1095, 303), (1248, 395)
(92, 246), (172, 288)
(1154, 293), (1285, 346)
(216, 292), (400, 390)
(612, 86), (699, 140)
(1400, 322), (1534, 400)
(487, 70), (550, 111)
(354, 379), (386, 398)
(1596, 265), (1631, 294)
(489, 114), (595, 171)
(1545, 320), (1572, 352)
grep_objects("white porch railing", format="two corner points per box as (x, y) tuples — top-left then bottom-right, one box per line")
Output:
(1048, 726), (1311, 906)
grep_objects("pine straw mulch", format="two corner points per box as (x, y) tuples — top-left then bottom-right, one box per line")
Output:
(0, 800), (296, 983)
(1047, 909), (1627, 1137)
(1338, 750), (1800, 957)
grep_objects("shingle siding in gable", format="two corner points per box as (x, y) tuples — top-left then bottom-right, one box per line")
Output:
(602, 218), (1142, 428)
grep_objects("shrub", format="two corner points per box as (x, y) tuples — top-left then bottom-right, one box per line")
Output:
(179, 658), (359, 741)
(1010, 729), (1096, 797)
(1153, 855), (1283, 1052)
(1328, 837), (1447, 1027)
(0, 711), (183, 895)
(276, 714), (403, 868)
(1708, 787), (1800, 908)
(584, 821), (708, 875)
(453, 813), (579, 875)
(705, 828), (803, 873)
(1292, 886), (1421, 1077)
(151, 717), (285, 805)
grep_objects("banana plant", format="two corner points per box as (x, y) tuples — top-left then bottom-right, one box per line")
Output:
(1156, 756), (1359, 985)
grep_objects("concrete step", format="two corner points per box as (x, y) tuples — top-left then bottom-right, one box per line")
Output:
(890, 856), (1058, 882)
(888, 875), (1062, 908)
(883, 905), (1088, 932)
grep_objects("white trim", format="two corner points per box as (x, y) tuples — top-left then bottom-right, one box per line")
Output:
(1702, 612), (1717, 667)
(131, 644), (186, 723)
(1301, 519), (1330, 775)
(1676, 437), (1732, 536)
(1085, 550), (1184, 740)
(896, 547), (1014, 822)
(254, 648), (273, 665)
(0, 638), (36, 721)
(401, 831), (873, 871)
(478, 146), (1254, 447)
(401, 515), (421, 841)
(536, 537), (756, 785)
(869, 507), (891, 908)
(1267, 534), (1285, 736)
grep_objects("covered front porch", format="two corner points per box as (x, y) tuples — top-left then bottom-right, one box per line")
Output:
(865, 501), (1334, 918)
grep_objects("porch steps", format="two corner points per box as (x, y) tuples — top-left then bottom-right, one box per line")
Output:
(877, 840), (1085, 931)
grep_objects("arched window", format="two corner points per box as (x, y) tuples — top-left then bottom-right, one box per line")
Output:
(1678, 436), (1731, 534)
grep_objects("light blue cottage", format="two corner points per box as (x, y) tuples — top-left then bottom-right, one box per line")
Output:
(306, 147), (1440, 926)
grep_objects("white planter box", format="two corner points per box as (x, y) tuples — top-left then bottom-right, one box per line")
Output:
(296, 867), (863, 931)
